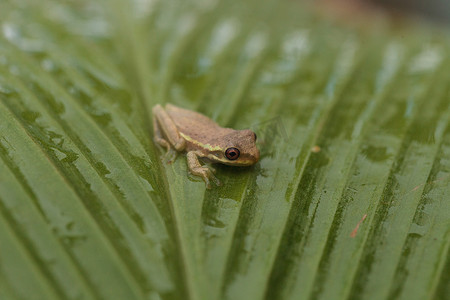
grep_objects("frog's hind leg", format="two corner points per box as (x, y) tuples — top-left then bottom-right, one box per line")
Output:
(153, 104), (186, 163)
(152, 104), (185, 151)
(187, 151), (221, 189)
(153, 115), (170, 150)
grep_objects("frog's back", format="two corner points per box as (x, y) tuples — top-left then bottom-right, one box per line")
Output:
(165, 104), (227, 143)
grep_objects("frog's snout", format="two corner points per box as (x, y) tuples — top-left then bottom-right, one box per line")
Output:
(239, 145), (259, 166)
(252, 147), (260, 163)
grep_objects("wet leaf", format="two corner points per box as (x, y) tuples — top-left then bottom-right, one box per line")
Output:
(0, 1), (449, 300)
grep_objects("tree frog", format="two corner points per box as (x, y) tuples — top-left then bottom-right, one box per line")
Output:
(152, 104), (260, 188)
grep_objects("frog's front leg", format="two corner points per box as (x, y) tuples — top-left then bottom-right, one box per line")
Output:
(153, 104), (186, 162)
(187, 151), (221, 189)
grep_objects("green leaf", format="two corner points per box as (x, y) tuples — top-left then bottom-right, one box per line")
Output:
(0, 1), (449, 300)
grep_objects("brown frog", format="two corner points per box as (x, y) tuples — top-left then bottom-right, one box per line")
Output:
(152, 104), (260, 188)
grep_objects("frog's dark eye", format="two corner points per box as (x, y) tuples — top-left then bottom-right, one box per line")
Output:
(225, 147), (240, 160)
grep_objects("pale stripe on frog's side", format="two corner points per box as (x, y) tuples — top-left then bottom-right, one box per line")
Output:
(179, 132), (223, 151)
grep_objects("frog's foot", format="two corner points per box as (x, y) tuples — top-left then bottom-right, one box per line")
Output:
(214, 176), (222, 187)
(188, 166), (220, 189)
(204, 165), (222, 186)
(153, 137), (176, 163)
(187, 151), (221, 189)
(164, 148), (178, 164)
(205, 164), (216, 174)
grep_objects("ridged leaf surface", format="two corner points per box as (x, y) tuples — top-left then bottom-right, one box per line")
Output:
(0, 1), (449, 300)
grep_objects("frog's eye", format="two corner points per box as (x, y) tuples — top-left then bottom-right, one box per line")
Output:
(225, 147), (240, 160)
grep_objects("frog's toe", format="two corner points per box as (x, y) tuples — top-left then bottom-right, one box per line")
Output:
(204, 178), (212, 189)
(201, 168), (217, 189)
(164, 149), (178, 164)
(206, 165), (216, 174)
(206, 169), (221, 187)
(212, 176), (222, 187)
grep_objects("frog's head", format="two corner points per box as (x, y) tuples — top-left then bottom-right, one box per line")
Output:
(208, 129), (260, 166)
